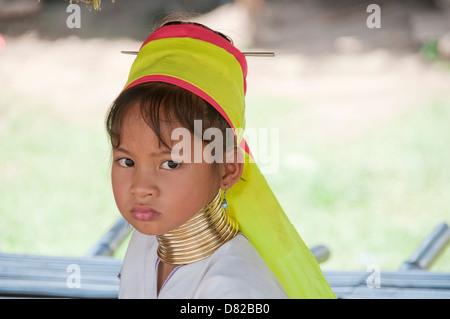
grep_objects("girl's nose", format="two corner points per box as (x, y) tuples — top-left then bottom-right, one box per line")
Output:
(130, 170), (159, 199)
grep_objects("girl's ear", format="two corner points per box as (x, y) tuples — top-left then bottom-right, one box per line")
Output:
(220, 147), (244, 190)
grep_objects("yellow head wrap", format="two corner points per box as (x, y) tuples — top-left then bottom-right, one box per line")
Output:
(123, 23), (335, 299)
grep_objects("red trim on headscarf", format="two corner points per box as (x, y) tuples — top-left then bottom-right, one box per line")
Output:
(125, 75), (233, 127)
(140, 24), (247, 94)
(125, 74), (253, 158)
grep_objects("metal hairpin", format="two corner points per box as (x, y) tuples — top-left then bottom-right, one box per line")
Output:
(120, 50), (275, 57)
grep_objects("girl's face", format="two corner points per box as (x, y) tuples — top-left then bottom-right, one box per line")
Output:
(111, 103), (221, 236)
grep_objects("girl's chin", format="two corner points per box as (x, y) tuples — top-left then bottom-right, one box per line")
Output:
(130, 222), (167, 236)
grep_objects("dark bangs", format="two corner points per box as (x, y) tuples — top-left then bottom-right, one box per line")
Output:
(105, 81), (233, 150)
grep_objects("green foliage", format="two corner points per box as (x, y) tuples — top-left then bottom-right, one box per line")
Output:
(421, 39), (440, 61)
(247, 96), (450, 271)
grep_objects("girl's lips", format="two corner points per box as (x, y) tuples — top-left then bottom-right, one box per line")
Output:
(131, 206), (161, 221)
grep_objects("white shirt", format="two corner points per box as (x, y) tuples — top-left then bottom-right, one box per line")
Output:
(119, 230), (289, 299)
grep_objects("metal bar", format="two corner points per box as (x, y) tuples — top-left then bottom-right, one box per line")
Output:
(400, 222), (450, 270)
(120, 51), (275, 57)
(310, 245), (330, 264)
(85, 218), (131, 257)
(86, 216), (329, 264)
(242, 52), (275, 57)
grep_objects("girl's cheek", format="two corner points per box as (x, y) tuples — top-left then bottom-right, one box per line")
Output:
(111, 169), (128, 199)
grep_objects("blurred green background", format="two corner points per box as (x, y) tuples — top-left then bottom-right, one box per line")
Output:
(0, 0), (449, 271)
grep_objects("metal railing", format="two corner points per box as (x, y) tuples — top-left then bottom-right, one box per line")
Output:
(85, 217), (332, 264)
(85, 218), (131, 257)
(400, 222), (450, 271)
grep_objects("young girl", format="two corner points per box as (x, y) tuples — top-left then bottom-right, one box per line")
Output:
(106, 21), (335, 299)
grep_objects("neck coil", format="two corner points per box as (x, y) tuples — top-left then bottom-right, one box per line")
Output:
(156, 189), (239, 265)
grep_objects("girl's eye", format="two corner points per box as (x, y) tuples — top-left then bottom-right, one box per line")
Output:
(161, 160), (181, 170)
(117, 158), (135, 168)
